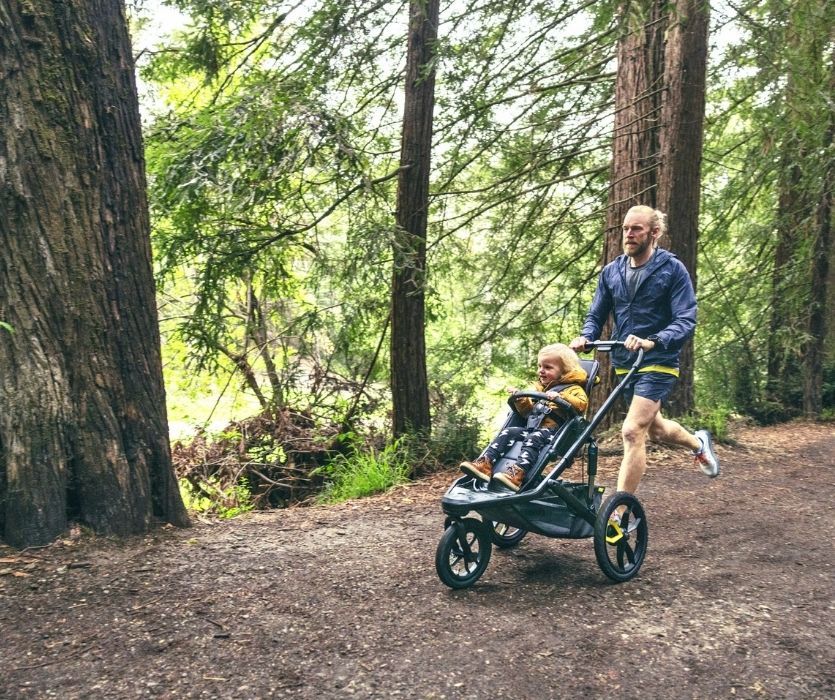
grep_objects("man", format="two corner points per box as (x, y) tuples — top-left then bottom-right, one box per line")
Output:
(570, 205), (720, 499)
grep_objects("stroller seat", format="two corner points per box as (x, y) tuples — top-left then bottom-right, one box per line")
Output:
(486, 358), (601, 491)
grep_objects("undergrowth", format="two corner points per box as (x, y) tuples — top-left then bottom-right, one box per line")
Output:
(314, 438), (412, 503)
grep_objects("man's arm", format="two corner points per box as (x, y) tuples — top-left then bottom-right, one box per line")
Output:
(651, 263), (697, 350)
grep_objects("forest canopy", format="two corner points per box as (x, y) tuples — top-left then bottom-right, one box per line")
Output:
(130, 0), (834, 460)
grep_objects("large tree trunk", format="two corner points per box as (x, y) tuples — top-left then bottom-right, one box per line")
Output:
(656, 0), (709, 416)
(595, 0), (707, 421)
(0, 0), (189, 547)
(390, 0), (438, 437)
(596, 0), (667, 424)
(605, 0), (666, 240)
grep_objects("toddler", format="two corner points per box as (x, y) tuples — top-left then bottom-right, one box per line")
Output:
(460, 343), (588, 491)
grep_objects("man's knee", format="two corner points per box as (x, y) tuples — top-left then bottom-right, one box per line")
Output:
(621, 419), (647, 446)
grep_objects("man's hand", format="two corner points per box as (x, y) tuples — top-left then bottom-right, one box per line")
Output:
(569, 336), (590, 352)
(624, 334), (656, 352)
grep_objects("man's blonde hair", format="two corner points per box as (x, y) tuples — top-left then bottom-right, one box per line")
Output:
(538, 343), (582, 375)
(626, 205), (667, 237)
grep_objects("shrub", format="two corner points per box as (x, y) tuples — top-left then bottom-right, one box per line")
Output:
(315, 439), (412, 503)
(178, 476), (254, 519)
(688, 405), (732, 442)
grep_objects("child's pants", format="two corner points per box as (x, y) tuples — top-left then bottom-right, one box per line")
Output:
(484, 426), (555, 471)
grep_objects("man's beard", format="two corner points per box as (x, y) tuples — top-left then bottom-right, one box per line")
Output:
(624, 238), (651, 259)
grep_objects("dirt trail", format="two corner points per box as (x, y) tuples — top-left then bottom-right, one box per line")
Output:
(1, 422), (833, 699)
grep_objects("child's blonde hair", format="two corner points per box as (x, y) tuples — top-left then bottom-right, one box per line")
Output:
(538, 343), (582, 376)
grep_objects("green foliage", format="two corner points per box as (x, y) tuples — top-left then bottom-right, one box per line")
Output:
(695, 0), (834, 418)
(178, 476), (254, 519)
(315, 439), (412, 503)
(687, 405), (733, 444)
(426, 408), (482, 468)
(137, 0), (619, 430)
(130, 0), (835, 459)
(0, 321), (13, 334)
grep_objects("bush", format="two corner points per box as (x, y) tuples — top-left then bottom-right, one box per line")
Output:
(425, 410), (481, 471)
(178, 476), (254, 519)
(688, 404), (732, 442)
(315, 439), (412, 503)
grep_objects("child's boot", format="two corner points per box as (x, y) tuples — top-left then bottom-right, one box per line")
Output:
(460, 456), (493, 482)
(492, 463), (526, 492)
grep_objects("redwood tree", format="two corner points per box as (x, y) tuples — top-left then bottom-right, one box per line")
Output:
(595, 0), (708, 418)
(596, 0), (666, 420)
(0, 0), (189, 547)
(656, 0), (709, 415)
(391, 0), (439, 437)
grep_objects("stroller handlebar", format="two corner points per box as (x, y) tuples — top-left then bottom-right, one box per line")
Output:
(582, 340), (645, 369)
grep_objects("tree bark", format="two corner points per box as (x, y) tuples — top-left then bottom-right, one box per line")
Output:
(594, 0), (707, 420)
(656, 0), (709, 416)
(802, 47), (835, 417)
(605, 0), (666, 241)
(390, 0), (438, 437)
(596, 0), (667, 423)
(0, 0), (189, 547)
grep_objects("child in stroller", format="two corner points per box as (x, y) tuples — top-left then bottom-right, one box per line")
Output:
(459, 343), (589, 491)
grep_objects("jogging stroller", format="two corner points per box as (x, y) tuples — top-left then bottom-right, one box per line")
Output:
(435, 341), (649, 588)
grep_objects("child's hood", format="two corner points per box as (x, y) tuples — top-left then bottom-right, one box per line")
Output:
(538, 366), (587, 391)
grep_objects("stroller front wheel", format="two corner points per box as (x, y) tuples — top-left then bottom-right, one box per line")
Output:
(593, 492), (649, 582)
(435, 517), (492, 589)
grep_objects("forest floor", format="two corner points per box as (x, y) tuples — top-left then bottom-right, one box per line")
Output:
(1, 421), (833, 699)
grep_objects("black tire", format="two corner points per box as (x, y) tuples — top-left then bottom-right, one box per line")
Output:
(489, 521), (528, 549)
(593, 492), (648, 583)
(435, 517), (493, 589)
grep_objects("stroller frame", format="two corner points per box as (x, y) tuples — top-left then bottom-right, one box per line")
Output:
(435, 341), (650, 588)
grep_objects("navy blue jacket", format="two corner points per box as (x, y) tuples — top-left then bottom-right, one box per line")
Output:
(580, 248), (697, 370)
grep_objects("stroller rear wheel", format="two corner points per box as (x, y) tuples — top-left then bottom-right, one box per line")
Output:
(594, 492), (648, 582)
(489, 521), (528, 548)
(435, 517), (492, 589)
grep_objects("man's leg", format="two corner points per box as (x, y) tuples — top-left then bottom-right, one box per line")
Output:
(618, 395), (662, 493)
(649, 411), (720, 477)
(647, 412), (701, 452)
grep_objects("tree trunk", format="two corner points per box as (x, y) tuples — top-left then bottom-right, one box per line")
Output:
(656, 0), (709, 416)
(605, 0), (666, 240)
(390, 0), (438, 437)
(596, 0), (667, 423)
(802, 48), (835, 417)
(766, 147), (805, 415)
(595, 0), (707, 421)
(0, 0), (189, 547)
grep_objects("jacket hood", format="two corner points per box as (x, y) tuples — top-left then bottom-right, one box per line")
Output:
(539, 366), (587, 390)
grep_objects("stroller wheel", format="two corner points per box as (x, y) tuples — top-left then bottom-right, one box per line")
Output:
(594, 492), (649, 583)
(435, 517), (492, 589)
(489, 521), (528, 549)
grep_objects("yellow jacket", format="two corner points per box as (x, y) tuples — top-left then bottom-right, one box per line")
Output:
(511, 367), (589, 429)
